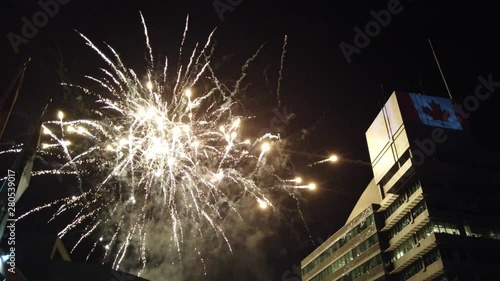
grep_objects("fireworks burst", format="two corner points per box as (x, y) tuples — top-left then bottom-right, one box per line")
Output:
(7, 13), (314, 275)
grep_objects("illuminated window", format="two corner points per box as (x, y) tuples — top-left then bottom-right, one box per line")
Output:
(433, 221), (460, 235)
(309, 235), (379, 281)
(488, 230), (500, 240)
(338, 255), (382, 281)
(464, 224), (472, 236)
(463, 224), (500, 240)
(397, 248), (441, 281)
(388, 201), (427, 240)
(302, 215), (376, 276)
(390, 222), (434, 263)
(384, 179), (421, 219)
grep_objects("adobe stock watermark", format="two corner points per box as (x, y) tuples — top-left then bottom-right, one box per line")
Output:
(339, 0), (409, 64)
(212, 0), (243, 21)
(5, 169), (17, 274)
(410, 74), (499, 166)
(7, 0), (71, 54)
(258, 106), (295, 138)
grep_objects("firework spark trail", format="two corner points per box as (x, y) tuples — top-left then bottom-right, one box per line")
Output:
(58, 209), (97, 237)
(309, 158), (330, 166)
(103, 213), (126, 261)
(0, 146), (22, 156)
(138, 220), (148, 274)
(140, 12), (154, 69)
(173, 14), (190, 96)
(86, 240), (100, 261)
(71, 221), (101, 253)
(233, 43), (266, 96)
(276, 35), (287, 108)
(3, 14), (312, 275)
(16, 199), (66, 221)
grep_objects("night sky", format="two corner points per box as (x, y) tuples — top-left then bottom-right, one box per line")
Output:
(1, 1), (500, 280)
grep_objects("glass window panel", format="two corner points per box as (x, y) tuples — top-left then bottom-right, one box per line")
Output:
(302, 214), (376, 275)
(308, 234), (379, 281)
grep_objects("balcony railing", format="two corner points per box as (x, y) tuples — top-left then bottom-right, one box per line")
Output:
(386, 209), (430, 252)
(390, 234), (438, 273)
(382, 188), (424, 231)
(406, 258), (444, 281)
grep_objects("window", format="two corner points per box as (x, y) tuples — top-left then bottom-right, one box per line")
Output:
(388, 201), (427, 240)
(398, 260), (422, 281)
(338, 255), (382, 281)
(423, 248), (441, 266)
(302, 215), (375, 275)
(397, 248), (441, 281)
(433, 221), (461, 235)
(411, 201), (427, 218)
(415, 222), (433, 240)
(488, 230), (500, 240)
(309, 235), (379, 281)
(463, 224), (500, 240)
(391, 238), (415, 263)
(464, 224), (473, 236)
(384, 179), (422, 219)
(390, 222), (434, 263)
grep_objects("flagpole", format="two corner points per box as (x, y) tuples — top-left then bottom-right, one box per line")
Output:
(3, 97), (52, 194)
(0, 58), (31, 142)
(428, 39), (453, 100)
(0, 98), (52, 239)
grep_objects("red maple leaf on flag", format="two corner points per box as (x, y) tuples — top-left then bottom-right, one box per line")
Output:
(422, 100), (450, 122)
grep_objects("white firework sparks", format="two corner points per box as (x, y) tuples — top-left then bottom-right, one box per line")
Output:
(9, 13), (313, 275)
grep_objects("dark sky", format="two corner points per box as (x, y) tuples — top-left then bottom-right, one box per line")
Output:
(1, 1), (500, 280)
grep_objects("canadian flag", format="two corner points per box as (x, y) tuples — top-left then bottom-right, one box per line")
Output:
(408, 93), (463, 131)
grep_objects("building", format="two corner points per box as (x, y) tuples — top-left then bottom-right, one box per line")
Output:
(300, 198), (386, 281)
(0, 232), (150, 281)
(301, 91), (500, 281)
